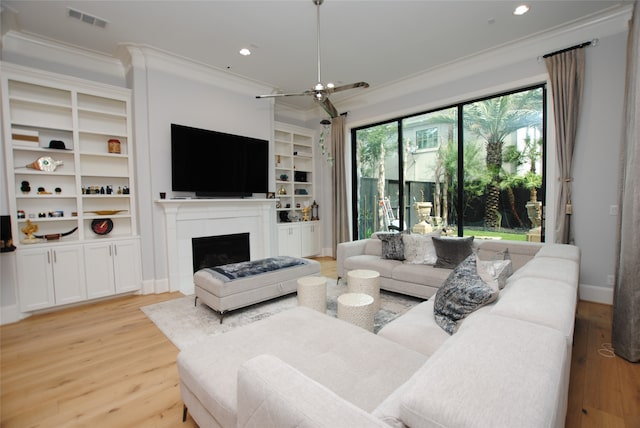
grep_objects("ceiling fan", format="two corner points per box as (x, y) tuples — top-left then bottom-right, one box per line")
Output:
(256, 0), (369, 118)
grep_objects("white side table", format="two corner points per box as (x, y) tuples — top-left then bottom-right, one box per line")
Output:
(337, 292), (375, 332)
(297, 276), (327, 313)
(347, 269), (381, 312)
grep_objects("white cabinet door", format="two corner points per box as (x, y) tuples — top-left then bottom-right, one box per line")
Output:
(17, 245), (85, 311)
(278, 224), (301, 257)
(52, 245), (87, 305)
(84, 239), (141, 297)
(16, 248), (55, 311)
(301, 222), (321, 257)
(113, 239), (141, 293)
(84, 242), (116, 299)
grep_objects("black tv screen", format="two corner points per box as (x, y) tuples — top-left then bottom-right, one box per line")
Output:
(171, 124), (268, 197)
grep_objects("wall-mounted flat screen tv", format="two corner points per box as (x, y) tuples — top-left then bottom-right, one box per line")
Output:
(171, 123), (268, 197)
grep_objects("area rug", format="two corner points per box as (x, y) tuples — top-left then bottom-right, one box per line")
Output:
(141, 279), (423, 350)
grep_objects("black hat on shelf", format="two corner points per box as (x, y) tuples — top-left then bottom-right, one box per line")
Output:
(48, 140), (70, 150)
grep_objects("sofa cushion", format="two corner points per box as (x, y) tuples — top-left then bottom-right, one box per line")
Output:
(390, 263), (452, 288)
(432, 236), (475, 268)
(402, 232), (440, 265)
(507, 256), (579, 289)
(344, 255), (400, 278)
(477, 259), (512, 289)
(491, 277), (578, 342)
(433, 254), (498, 334)
(535, 243), (580, 261)
(399, 314), (567, 428)
(364, 238), (382, 256)
(378, 232), (405, 260)
(476, 240), (541, 271)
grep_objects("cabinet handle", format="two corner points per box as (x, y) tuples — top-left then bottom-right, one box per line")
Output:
(114, 244), (118, 257)
(52, 250), (57, 263)
(47, 251), (51, 264)
(109, 245), (112, 257)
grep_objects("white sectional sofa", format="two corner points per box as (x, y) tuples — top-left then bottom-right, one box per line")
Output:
(177, 241), (580, 428)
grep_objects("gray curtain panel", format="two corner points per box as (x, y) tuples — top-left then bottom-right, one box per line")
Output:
(612, 0), (640, 363)
(331, 115), (350, 255)
(544, 48), (585, 244)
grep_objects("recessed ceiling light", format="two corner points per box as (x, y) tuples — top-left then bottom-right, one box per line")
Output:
(239, 48), (251, 56)
(514, 5), (530, 16)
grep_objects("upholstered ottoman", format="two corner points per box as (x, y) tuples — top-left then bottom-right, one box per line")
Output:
(194, 256), (321, 322)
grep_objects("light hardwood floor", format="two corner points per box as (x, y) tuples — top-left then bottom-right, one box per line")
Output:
(1, 257), (638, 427)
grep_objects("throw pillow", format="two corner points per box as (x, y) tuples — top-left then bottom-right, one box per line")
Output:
(402, 232), (440, 265)
(492, 248), (513, 277)
(432, 236), (475, 268)
(377, 232), (405, 260)
(477, 259), (512, 290)
(433, 254), (499, 334)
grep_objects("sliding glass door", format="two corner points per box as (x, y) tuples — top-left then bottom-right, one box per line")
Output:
(352, 85), (545, 242)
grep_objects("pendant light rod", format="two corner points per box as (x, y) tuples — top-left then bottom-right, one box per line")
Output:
(314, 0), (323, 85)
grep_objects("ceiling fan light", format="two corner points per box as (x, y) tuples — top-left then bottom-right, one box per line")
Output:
(326, 82), (335, 89)
(314, 83), (324, 91)
(239, 48), (251, 56)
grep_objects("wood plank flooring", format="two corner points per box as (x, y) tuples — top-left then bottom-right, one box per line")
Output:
(1, 257), (638, 427)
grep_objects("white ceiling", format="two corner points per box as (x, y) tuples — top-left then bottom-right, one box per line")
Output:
(0, 0), (632, 113)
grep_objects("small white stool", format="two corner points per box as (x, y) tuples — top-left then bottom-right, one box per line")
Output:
(347, 269), (381, 312)
(337, 292), (375, 331)
(297, 276), (327, 313)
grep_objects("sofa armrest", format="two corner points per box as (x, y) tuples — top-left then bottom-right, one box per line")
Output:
(336, 239), (370, 278)
(237, 354), (389, 428)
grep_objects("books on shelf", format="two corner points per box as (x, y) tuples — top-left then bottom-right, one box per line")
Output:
(12, 128), (40, 147)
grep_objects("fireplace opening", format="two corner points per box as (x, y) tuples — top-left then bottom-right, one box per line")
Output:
(192, 233), (250, 273)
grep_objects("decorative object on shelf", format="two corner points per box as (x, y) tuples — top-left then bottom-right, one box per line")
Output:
(91, 218), (114, 235)
(85, 210), (125, 216)
(48, 140), (70, 150)
(12, 128), (39, 147)
(311, 200), (319, 220)
(20, 180), (31, 193)
(55, 187), (62, 194)
(26, 156), (63, 172)
(48, 211), (64, 218)
(159, 192), (166, 199)
(279, 211), (290, 223)
(34, 226), (78, 241)
(267, 192), (275, 199)
(276, 201), (282, 209)
(21, 220), (41, 244)
(37, 187), (51, 195)
(278, 186), (287, 195)
(17, 210), (25, 219)
(302, 205), (311, 221)
(295, 171), (308, 182)
(38, 212), (46, 218)
(108, 139), (121, 154)
(294, 189), (308, 195)
(279, 174), (289, 181)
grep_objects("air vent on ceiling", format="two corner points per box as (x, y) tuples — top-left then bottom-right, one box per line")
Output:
(68, 8), (108, 29)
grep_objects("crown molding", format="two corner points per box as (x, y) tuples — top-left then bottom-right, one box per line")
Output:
(118, 43), (272, 97)
(1, 30), (125, 84)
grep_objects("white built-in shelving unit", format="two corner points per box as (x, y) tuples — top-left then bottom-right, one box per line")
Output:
(1, 63), (142, 313)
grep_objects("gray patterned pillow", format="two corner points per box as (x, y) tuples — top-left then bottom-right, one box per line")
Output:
(377, 232), (405, 260)
(433, 254), (499, 334)
(477, 259), (512, 289)
(432, 236), (475, 268)
(402, 232), (440, 265)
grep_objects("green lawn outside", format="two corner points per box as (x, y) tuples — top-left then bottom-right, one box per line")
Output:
(463, 229), (528, 241)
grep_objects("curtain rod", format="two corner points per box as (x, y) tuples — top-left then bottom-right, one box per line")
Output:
(542, 39), (598, 59)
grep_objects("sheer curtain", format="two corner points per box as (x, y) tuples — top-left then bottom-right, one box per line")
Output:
(613, 1), (640, 363)
(331, 115), (350, 255)
(544, 48), (586, 244)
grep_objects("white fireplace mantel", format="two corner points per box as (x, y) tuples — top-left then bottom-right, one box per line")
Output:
(157, 198), (277, 294)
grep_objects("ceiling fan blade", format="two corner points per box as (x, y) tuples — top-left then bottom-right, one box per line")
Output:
(317, 97), (339, 118)
(326, 81), (370, 94)
(255, 91), (312, 99)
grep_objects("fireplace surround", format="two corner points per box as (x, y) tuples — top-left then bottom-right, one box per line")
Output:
(157, 199), (277, 294)
(192, 233), (250, 273)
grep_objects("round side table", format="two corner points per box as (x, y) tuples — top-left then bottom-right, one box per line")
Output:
(337, 292), (375, 332)
(347, 269), (381, 312)
(296, 276), (327, 313)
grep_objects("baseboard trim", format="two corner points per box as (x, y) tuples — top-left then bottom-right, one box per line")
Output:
(579, 284), (613, 305)
(0, 304), (21, 325)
